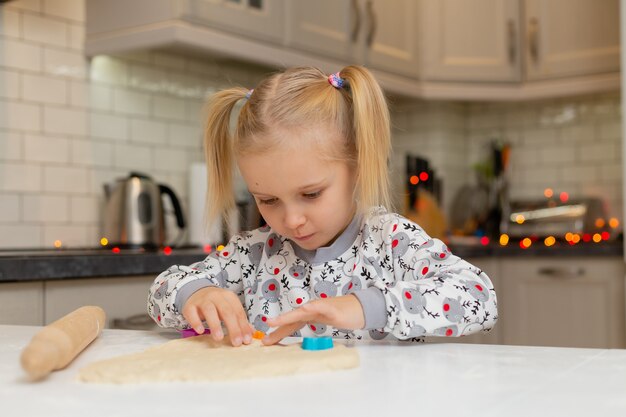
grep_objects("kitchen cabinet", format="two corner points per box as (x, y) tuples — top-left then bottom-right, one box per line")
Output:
(499, 257), (626, 349)
(421, 0), (521, 82)
(179, 0), (285, 44)
(287, 0), (420, 78)
(0, 282), (44, 326)
(44, 276), (156, 328)
(524, 0), (620, 80)
(421, 0), (619, 83)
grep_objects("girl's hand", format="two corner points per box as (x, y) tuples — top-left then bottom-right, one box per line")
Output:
(262, 295), (365, 346)
(182, 286), (253, 347)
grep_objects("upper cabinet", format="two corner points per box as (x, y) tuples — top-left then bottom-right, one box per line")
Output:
(85, 0), (621, 101)
(421, 0), (620, 83)
(421, 0), (521, 83)
(286, 0), (419, 78)
(179, 0), (285, 44)
(524, 0), (620, 80)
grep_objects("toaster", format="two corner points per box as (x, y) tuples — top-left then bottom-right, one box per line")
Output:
(501, 197), (610, 238)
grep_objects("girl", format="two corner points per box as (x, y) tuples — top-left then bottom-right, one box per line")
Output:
(148, 66), (497, 347)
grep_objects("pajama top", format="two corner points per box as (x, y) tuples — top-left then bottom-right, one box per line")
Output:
(147, 207), (498, 340)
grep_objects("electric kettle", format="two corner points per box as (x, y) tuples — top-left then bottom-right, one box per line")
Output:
(103, 172), (186, 249)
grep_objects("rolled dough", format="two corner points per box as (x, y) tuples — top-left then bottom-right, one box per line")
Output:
(79, 335), (359, 384)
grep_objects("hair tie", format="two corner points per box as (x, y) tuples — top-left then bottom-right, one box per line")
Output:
(245, 89), (254, 99)
(328, 73), (345, 89)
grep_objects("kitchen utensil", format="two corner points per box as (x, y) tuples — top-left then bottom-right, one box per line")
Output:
(449, 184), (490, 235)
(20, 306), (106, 381)
(103, 172), (186, 249)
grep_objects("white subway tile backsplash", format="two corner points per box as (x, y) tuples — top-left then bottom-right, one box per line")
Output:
(537, 145), (576, 165)
(43, 106), (86, 136)
(154, 147), (187, 174)
(70, 80), (112, 110)
(0, 162), (42, 192)
(0, 224), (42, 248)
(0, 193), (19, 222)
(130, 118), (167, 145)
(598, 121), (621, 141)
(43, 223), (87, 247)
(71, 138), (112, 167)
(23, 13), (68, 48)
(89, 56), (128, 86)
(0, 39), (41, 72)
(23, 194), (68, 222)
(0, 131), (23, 160)
(112, 88), (150, 116)
(24, 134), (69, 163)
(577, 142), (618, 163)
(89, 112), (127, 141)
(43, 47), (86, 78)
(22, 73), (67, 104)
(70, 195), (98, 223)
(1, 8), (21, 38)
(168, 123), (202, 148)
(68, 23), (84, 51)
(0, 69), (20, 100)
(0, 100), (41, 131)
(153, 96), (187, 121)
(43, 165), (89, 193)
(113, 143), (152, 171)
(43, 0), (85, 22)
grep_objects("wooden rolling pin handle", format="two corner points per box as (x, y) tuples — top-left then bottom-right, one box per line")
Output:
(20, 306), (106, 381)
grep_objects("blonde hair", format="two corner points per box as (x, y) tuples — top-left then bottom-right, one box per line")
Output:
(203, 65), (391, 229)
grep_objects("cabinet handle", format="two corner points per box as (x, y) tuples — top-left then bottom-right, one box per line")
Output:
(366, 0), (377, 47)
(528, 17), (539, 63)
(351, 0), (361, 43)
(507, 19), (516, 64)
(537, 267), (586, 278)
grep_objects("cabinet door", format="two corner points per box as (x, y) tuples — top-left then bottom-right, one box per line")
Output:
(365, 0), (420, 78)
(286, 0), (357, 61)
(45, 276), (157, 329)
(524, 0), (619, 80)
(179, 0), (285, 44)
(500, 257), (625, 349)
(421, 0), (521, 82)
(0, 282), (44, 326)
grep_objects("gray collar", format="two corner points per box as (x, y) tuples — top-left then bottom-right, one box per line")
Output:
(290, 214), (362, 265)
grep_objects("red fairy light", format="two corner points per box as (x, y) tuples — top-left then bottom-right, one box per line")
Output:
(480, 236), (489, 246)
(203, 244), (212, 253)
(163, 246), (172, 255)
(601, 231), (610, 241)
(112, 247), (120, 253)
(559, 192), (569, 203)
(419, 172), (429, 182)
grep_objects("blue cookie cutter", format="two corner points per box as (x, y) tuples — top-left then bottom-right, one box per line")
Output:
(301, 336), (334, 351)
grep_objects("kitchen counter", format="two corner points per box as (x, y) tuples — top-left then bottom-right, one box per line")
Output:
(0, 241), (622, 283)
(1, 325), (625, 417)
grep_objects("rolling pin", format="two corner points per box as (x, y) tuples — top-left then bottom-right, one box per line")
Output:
(20, 306), (106, 381)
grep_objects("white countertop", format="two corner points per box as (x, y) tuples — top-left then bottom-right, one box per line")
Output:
(1, 325), (625, 417)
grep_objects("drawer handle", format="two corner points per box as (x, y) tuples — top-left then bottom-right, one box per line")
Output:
(351, 0), (361, 43)
(537, 267), (585, 278)
(366, 0), (376, 47)
(507, 19), (516, 64)
(528, 17), (539, 63)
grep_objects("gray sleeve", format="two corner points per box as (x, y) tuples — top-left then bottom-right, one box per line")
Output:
(352, 286), (388, 330)
(174, 279), (217, 312)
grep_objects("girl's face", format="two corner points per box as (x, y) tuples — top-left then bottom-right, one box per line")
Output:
(237, 127), (356, 250)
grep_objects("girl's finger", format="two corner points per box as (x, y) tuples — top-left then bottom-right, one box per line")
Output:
(262, 322), (303, 346)
(200, 303), (223, 341)
(266, 305), (316, 328)
(215, 302), (243, 347)
(182, 306), (205, 334)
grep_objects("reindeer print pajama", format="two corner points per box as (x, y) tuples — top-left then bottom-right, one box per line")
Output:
(148, 207), (498, 341)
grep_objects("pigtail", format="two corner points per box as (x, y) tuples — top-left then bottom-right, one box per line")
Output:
(203, 87), (249, 232)
(339, 66), (392, 212)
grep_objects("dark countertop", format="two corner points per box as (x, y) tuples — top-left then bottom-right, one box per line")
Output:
(0, 242), (622, 283)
